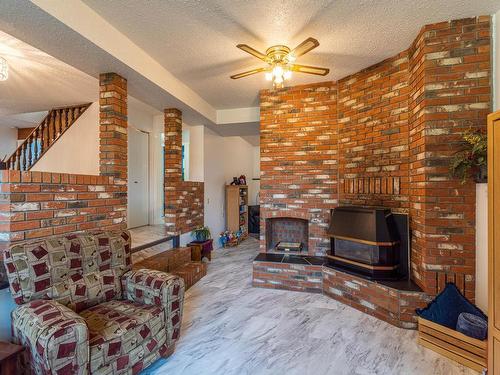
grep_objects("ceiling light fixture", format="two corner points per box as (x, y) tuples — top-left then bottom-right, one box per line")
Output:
(231, 37), (329, 89)
(0, 56), (8, 81)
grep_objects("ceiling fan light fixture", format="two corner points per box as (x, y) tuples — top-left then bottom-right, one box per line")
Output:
(0, 56), (8, 81)
(266, 63), (293, 88)
(272, 65), (284, 77)
(231, 37), (329, 88)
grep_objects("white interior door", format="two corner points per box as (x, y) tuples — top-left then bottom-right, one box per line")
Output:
(128, 127), (149, 228)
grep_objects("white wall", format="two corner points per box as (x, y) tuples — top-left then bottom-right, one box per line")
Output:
(189, 125), (204, 182)
(151, 115), (165, 225)
(223, 136), (260, 206)
(32, 102), (99, 174)
(251, 145), (261, 205)
(0, 126), (17, 162)
(203, 127), (227, 245)
(128, 98), (164, 226)
(182, 123), (204, 182)
(201, 131), (260, 247)
(476, 184), (488, 313)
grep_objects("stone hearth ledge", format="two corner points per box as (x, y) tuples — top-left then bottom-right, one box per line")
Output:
(252, 254), (431, 329)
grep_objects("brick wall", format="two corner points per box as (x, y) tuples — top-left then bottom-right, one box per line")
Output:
(260, 17), (491, 298)
(260, 82), (338, 256)
(0, 72), (128, 286)
(322, 266), (430, 329)
(408, 25), (428, 299)
(0, 170), (127, 283)
(164, 109), (204, 235)
(253, 261), (324, 294)
(338, 51), (410, 210)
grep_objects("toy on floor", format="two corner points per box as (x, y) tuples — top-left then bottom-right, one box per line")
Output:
(219, 229), (247, 247)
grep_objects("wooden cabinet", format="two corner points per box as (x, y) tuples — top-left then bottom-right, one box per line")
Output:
(226, 185), (248, 234)
(0, 341), (23, 373)
(489, 110), (500, 373)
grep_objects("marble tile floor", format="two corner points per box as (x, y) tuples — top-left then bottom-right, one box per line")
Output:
(142, 237), (476, 375)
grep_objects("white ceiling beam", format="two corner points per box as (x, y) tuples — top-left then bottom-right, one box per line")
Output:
(216, 107), (260, 125)
(32, 0), (217, 124)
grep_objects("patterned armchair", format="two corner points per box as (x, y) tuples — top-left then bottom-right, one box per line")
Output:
(3, 230), (185, 374)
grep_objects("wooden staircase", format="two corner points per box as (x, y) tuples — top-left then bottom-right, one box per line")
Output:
(5, 103), (91, 171)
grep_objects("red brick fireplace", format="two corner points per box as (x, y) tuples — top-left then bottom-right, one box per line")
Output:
(254, 16), (491, 328)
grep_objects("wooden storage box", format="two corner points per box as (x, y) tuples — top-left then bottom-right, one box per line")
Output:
(417, 317), (487, 372)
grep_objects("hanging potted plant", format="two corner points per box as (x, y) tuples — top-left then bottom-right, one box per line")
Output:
(450, 129), (487, 184)
(191, 226), (212, 242)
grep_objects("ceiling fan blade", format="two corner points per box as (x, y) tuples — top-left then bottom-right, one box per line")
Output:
(236, 44), (268, 61)
(290, 64), (330, 76)
(230, 67), (267, 79)
(287, 37), (319, 59)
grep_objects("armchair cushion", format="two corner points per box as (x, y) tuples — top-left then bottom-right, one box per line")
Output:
(122, 269), (184, 346)
(12, 299), (88, 375)
(4, 231), (131, 312)
(80, 300), (169, 373)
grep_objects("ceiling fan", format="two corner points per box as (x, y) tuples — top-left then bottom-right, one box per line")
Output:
(230, 37), (329, 88)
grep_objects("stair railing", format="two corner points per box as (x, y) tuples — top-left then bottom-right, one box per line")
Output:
(6, 103), (91, 171)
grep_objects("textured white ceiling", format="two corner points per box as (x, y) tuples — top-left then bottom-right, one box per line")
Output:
(0, 30), (97, 118)
(0, 29), (164, 132)
(82, 0), (500, 109)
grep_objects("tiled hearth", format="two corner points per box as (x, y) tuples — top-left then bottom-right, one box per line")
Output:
(252, 253), (430, 329)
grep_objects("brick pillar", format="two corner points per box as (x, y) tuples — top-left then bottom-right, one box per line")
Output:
(99, 73), (128, 227)
(408, 27), (427, 294)
(164, 108), (183, 183)
(99, 73), (128, 181)
(408, 17), (491, 299)
(164, 109), (183, 235)
(163, 108), (204, 235)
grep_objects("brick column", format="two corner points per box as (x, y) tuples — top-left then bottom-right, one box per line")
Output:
(408, 28), (428, 295)
(99, 73), (128, 182)
(99, 73), (128, 227)
(164, 108), (183, 182)
(164, 108), (204, 235)
(408, 17), (491, 299)
(164, 108), (183, 235)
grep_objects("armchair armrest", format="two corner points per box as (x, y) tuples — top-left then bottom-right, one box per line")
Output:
(121, 269), (185, 346)
(12, 299), (89, 374)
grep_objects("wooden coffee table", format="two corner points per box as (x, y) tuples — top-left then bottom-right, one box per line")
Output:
(0, 341), (23, 373)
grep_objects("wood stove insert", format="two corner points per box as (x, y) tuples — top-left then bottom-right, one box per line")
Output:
(326, 206), (409, 280)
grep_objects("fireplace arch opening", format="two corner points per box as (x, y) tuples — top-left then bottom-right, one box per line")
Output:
(265, 217), (308, 253)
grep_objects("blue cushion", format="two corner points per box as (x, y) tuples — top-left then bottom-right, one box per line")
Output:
(456, 312), (488, 340)
(416, 283), (487, 329)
